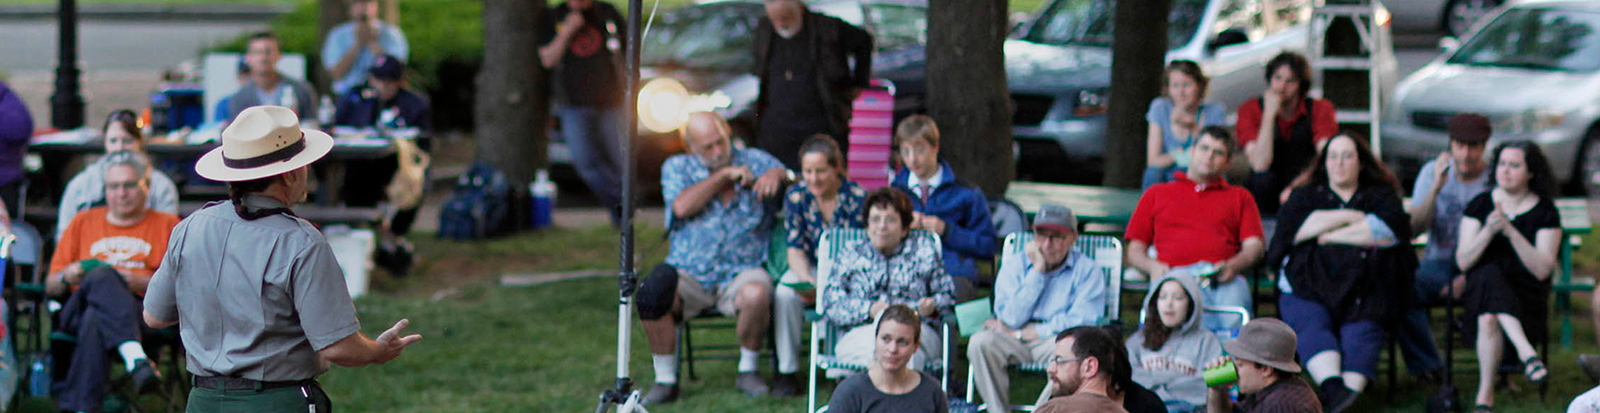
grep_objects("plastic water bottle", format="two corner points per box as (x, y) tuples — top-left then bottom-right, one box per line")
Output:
(530, 169), (557, 229)
(317, 95), (335, 126)
(29, 357), (49, 397)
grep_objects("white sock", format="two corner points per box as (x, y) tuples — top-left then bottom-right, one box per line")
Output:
(1342, 372), (1367, 392)
(1306, 351), (1341, 384)
(652, 354), (678, 385)
(117, 341), (147, 373)
(738, 348), (760, 373)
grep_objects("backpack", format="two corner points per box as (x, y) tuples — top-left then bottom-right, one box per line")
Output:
(438, 162), (513, 240)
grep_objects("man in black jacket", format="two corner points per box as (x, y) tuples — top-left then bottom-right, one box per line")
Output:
(752, 0), (874, 170)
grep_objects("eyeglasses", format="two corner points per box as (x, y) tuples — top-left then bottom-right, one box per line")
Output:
(1049, 356), (1081, 366)
(1036, 231), (1072, 242)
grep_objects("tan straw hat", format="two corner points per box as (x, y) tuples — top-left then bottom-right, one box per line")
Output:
(196, 106), (333, 182)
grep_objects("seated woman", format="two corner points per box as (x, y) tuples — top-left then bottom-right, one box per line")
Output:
(1143, 60), (1226, 189)
(1266, 132), (1414, 413)
(775, 135), (867, 393)
(1458, 141), (1562, 413)
(822, 188), (954, 376)
(57, 110), (179, 239)
(826, 304), (950, 413)
(1126, 274), (1222, 413)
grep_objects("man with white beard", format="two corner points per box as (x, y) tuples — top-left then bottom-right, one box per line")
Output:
(751, 0), (875, 171)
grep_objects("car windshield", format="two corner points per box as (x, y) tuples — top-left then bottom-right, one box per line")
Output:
(640, 4), (759, 71)
(1447, 7), (1600, 72)
(1021, 0), (1207, 48)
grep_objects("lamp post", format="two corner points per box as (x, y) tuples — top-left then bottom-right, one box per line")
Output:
(51, 0), (86, 130)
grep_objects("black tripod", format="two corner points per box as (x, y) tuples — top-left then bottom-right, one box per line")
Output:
(594, 0), (647, 411)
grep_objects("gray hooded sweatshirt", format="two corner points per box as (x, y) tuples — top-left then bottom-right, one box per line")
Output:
(1125, 274), (1223, 407)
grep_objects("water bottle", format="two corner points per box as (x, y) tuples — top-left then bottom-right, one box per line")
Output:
(280, 86), (298, 115)
(318, 95), (336, 127)
(530, 169), (557, 229)
(28, 357), (49, 397)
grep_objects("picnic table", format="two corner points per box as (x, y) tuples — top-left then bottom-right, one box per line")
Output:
(1004, 180), (1598, 347)
(28, 127), (409, 208)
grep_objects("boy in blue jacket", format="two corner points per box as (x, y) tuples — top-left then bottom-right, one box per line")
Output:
(890, 115), (995, 300)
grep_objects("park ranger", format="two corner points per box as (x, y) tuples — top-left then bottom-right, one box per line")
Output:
(143, 105), (421, 412)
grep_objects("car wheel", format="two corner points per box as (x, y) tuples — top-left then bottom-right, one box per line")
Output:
(1445, 0), (1502, 38)
(1579, 126), (1600, 196)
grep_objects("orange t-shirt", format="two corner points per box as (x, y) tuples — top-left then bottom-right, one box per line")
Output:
(49, 207), (182, 277)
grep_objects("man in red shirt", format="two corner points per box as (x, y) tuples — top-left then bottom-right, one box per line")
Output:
(1125, 127), (1265, 332)
(45, 152), (182, 412)
(1235, 51), (1337, 216)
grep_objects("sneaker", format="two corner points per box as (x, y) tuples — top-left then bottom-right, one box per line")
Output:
(771, 373), (799, 397)
(642, 383), (679, 405)
(1581, 354), (1600, 384)
(129, 359), (163, 394)
(736, 372), (770, 397)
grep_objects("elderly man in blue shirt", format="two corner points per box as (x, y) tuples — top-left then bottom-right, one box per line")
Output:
(636, 112), (788, 404)
(968, 204), (1107, 410)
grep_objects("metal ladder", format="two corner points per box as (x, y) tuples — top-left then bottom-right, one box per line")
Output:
(1308, 0), (1384, 156)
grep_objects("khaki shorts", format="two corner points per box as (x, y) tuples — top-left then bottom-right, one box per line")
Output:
(679, 268), (772, 317)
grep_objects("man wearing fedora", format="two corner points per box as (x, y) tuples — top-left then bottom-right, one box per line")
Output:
(143, 106), (421, 412)
(1204, 318), (1322, 413)
(970, 204), (1107, 410)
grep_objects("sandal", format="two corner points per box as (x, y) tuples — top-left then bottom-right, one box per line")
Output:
(1474, 405), (1494, 413)
(1523, 355), (1550, 384)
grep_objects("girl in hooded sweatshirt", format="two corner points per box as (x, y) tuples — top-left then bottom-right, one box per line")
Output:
(1126, 274), (1223, 413)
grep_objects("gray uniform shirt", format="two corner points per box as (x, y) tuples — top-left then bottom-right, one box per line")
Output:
(1409, 159), (1490, 263)
(144, 195), (360, 381)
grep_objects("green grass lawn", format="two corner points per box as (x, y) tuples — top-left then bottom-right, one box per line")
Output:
(11, 224), (1599, 411)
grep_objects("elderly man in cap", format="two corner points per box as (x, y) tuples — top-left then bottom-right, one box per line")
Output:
(143, 106), (421, 412)
(1395, 113), (1492, 383)
(969, 204), (1107, 410)
(635, 111), (787, 404)
(1204, 318), (1322, 413)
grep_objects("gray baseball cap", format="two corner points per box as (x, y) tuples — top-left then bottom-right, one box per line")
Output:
(1032, 204), (1078, 233)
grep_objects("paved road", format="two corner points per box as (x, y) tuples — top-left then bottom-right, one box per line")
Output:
(0, 19), (266, 72)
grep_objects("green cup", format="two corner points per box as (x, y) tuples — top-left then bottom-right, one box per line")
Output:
(1203, 360), (1239, 387)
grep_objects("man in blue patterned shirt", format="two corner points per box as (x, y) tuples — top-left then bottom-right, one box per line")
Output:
(636, 112), (788, 404)
(968, 204), (1107, 410)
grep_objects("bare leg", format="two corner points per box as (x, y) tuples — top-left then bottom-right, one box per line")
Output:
(1495, 314), (1543, 381)
(1591, 292), (1600, 348)
(1476, 314), (1504, 406)
(736, 281), (772, 351)
(643, 296), (683, 355)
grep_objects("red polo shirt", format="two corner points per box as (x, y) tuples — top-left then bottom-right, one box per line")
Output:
(1124, 173), (1265, 267)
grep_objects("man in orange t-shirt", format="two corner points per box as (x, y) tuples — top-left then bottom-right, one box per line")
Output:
(44, 152), (181, 413)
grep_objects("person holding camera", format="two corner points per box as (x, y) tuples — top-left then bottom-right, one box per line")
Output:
(321, 0), (409, 96)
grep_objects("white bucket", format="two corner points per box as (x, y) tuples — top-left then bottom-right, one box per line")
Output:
(323, 225), (375, 298)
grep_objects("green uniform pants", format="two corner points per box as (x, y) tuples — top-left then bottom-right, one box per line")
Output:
(186, 382), (330, 413)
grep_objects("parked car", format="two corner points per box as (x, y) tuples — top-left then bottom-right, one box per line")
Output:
(548, 0), (929, 193)
(1382, 0), (1600, 194)
(1388, 0), (1517, 38)
(1007, 0), (1399, 183)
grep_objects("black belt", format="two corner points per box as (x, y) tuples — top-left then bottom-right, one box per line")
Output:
(193, 376), (316, 391)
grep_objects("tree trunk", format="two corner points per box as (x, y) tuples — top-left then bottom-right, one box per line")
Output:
(1103, 0), (1169, 189)
(926, 0), (1012, 198)
(474, 0), (549, 187)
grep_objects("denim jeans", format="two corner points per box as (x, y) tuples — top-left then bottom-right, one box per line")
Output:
(556, 105), (625, 211)
(1395, 257), (1453, 375)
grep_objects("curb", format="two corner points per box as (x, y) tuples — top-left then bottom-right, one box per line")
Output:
(0, 3), (293, 21)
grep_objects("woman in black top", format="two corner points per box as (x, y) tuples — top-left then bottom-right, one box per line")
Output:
(1458, 142), (1563, 412)
(828, 305), (949, 413)
(1266, 132), (1414, 413)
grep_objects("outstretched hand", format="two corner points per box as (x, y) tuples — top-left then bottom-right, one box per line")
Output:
(374, 319), (423, 364)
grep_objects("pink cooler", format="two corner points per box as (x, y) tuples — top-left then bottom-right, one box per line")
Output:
(849, 80), (896, 191)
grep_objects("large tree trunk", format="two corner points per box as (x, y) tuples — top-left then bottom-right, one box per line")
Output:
(474, 0), (548, 186)
(1103, 0), (1170, 188)
(926, 0), (1012, 198)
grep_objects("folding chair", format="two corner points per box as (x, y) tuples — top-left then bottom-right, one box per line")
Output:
(675, 223), (785, 381)
(5, 222), (47, 410)
(807, 228), (952, 413)
(963, 231), (1123, 412)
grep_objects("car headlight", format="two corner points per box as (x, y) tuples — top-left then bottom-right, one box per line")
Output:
(1499, 108), (1568, 135)
(639, 78), (692, 134)
(638, 78), (737, 134)
(1073, 88), (1109, 117)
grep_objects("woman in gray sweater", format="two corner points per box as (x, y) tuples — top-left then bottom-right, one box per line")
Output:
(1127, 274), (1224, 413)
